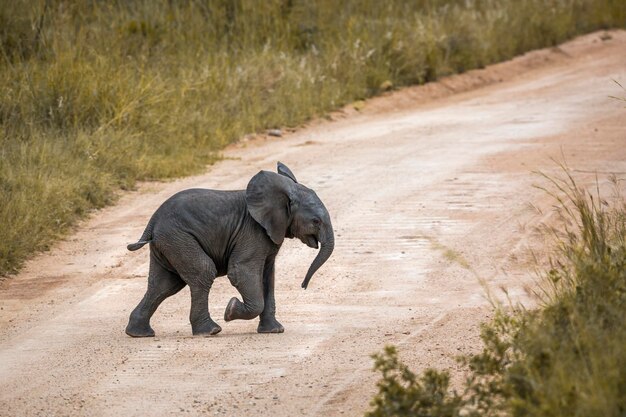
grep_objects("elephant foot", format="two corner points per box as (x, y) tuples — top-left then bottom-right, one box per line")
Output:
(191, 318), (222, 336)
(224, 297), (241, 322)
(224, 297), (263, 321)
(257, 317), (284, 334)
(125, 321), (155, 338)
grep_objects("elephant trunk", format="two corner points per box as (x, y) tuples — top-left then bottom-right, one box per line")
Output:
(301, 222), (334, 289)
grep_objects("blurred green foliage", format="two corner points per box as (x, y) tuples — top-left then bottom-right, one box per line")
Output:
(367, 173), (626, 416)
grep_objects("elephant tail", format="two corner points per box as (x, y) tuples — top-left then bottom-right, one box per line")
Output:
(127, 241), (150, 251)
(127, 217), (155, 251)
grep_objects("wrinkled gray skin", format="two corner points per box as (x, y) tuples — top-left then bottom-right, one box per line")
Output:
(125, 162), (334, 337)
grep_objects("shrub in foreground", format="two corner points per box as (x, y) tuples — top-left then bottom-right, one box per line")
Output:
(368, 173), (626, 416)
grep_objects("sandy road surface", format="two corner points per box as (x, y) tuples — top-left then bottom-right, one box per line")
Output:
(1, 31), (625, 416)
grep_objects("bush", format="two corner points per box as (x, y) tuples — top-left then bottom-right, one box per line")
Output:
(367, 172), (626, 417)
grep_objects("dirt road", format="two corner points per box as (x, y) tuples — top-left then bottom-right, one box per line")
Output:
(1, 31), (625, 416)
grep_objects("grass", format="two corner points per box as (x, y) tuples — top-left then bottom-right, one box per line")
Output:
(1, 0), (626, 276)
(429, 238), (472, 270)
(366, 172), (626, 416)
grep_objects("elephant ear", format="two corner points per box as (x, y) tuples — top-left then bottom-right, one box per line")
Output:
(246, 170), (296, 245)
(277, 161), (298, 183)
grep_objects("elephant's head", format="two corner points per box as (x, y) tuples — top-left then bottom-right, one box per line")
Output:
(246, 162), (334, 289)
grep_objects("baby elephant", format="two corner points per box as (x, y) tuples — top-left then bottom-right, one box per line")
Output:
(125, 162), (334, 337)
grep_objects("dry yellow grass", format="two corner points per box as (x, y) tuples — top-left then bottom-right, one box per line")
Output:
(1, 0), (625, 275)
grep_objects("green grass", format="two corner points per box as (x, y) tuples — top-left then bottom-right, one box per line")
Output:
(366, 172), (626, 416)
(428, 237), (472, 270)
(1, 0), (625, 275)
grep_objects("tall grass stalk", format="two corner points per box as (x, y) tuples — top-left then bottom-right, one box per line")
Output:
(2, 0), (625, 275)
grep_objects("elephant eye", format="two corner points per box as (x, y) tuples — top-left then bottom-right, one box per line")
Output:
(312, 217), (321, 226)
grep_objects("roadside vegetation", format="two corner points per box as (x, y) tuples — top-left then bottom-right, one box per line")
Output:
(367, 172), (626, 416)
(1, 0), (625, 275)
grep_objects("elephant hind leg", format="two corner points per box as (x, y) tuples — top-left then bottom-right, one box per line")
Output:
(126, 254), (186, 338)
(188, 285), (222, 336)
(164, 239), (221, 336)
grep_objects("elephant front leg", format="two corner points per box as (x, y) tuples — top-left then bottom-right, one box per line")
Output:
(224, 262), (266, 322)
(257, 257), (284, 334)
